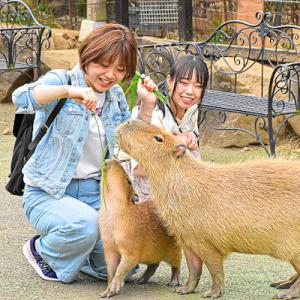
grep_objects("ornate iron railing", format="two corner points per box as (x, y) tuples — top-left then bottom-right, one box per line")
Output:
(0, 0), (51, 79)
(137, 12), (300, 157)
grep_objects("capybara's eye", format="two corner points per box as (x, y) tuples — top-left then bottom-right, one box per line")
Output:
(154, 135), (163, 142)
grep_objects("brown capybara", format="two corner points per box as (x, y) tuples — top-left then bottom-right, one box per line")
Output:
(99, 159), (182, 298)
(117, 119), (300, 300)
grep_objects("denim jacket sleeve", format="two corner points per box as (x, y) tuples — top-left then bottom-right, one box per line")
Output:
(12, 69), (68, 114)
(116, 85), (131, 123)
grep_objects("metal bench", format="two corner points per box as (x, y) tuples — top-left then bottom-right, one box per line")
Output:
(0, 0), (51, 80)
(137, 11), (300, 157)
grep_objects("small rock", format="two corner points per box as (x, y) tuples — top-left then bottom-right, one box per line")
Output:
(2, 127), (11, 135)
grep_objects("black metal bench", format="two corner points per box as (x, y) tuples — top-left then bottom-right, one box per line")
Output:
(137, 12), (300, 157)
(0, 0), (51, 80)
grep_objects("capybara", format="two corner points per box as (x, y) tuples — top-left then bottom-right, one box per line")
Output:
(99, 159), (182, 298)
(117, 119), (300, 299)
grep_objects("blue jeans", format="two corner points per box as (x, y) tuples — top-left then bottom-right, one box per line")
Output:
(23, 178), (107, 283)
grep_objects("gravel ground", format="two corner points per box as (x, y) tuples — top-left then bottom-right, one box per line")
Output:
(0, 103), (297, 300)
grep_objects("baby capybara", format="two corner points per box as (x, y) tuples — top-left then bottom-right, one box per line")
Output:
(99, 159), (181, 298)
(117, 120), (300, 300)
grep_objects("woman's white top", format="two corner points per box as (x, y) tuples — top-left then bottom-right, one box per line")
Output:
(73, 91), (107, 180)
(132, 102), (199, 135)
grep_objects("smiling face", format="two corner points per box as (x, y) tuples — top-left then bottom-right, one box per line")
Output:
(167, 71), (203, 118)
(79, 23), (137, 86)
(85, 60), (127, 93)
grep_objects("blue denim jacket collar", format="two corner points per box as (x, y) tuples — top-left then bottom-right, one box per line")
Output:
(68, 64), (116, 154)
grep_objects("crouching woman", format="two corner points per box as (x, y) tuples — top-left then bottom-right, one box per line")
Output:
(12, 24), (137, 283)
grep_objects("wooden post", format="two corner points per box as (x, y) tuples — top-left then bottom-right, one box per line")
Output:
(115, 0), (129, 27)
(178, 0), (193, 41)
(87, 0), (106, 22)
(79, 0), (107, 42)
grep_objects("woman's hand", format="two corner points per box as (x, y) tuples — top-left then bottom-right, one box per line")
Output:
(174, 131), (198, 151)
(137, 75), (158, 122)
(137, 75), (158, 107)
(66, 85), (97, 111)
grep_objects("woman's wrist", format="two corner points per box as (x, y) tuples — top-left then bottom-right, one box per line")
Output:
(64, 85), (71, 98)
(138, 103), (155, 122)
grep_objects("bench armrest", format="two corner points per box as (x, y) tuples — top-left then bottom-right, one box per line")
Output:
(268, 62), (300, 115)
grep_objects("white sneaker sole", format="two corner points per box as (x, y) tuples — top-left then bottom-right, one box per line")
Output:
(22, 240), (60, 282)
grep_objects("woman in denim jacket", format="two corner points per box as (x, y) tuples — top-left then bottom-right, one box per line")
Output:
(12, 24), (141, 283)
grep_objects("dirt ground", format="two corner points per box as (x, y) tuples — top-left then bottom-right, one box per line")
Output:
(0, 103), (299, 300)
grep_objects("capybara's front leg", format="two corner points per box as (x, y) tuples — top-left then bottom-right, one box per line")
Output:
(270, 273), (298, 289)
(107, 255), (138, 297)
(168, 266), (180, 287)
(273, 276), (300, 299)
(201, 252), (225, 298)
(136, 263), (159, 284)
(176, 248), (202, 294)
(100, 249), (120, 298)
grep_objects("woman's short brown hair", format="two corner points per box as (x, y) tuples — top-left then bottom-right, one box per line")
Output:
(78, 23), (137, 80)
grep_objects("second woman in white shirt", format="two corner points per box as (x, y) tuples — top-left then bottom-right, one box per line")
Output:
(127, 55), (209, 201)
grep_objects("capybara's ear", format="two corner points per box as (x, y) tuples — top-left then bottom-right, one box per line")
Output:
(172, 143), (187, 158)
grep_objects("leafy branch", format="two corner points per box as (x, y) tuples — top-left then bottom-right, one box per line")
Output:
(124, 71), (167, 112)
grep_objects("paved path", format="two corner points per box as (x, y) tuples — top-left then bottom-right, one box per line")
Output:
(0, 177), (295, 300)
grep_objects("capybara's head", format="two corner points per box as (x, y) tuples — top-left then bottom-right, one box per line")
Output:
(104, 159), (135, 203)
(117, 120), (187, 165)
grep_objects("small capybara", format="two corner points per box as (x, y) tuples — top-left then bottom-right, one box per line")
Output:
(117, 119), (300, 300)
(99, 159), (182, 298)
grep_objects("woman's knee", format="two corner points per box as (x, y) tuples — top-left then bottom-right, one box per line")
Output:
(62, 214), (99, 246)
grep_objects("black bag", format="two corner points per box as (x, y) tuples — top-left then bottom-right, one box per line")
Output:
(5, 99), (67, 195)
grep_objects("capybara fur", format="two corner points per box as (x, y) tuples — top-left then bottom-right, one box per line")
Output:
(99, 159), (182, 298)
(117, 120), (300, 299)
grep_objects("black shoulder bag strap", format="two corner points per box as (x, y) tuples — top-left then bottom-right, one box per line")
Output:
(27, 75), (71, 154)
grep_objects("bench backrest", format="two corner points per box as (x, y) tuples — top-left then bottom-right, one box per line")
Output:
(0, 0), (51, 77)
(137, 11), (300, 100)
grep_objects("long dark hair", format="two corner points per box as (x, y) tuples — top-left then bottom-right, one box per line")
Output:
(158, 55), (209, 125)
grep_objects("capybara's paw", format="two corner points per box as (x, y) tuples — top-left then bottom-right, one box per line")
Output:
(202, 287), (224, 299)
(176, 285), (195, 295)
(270, 274), (298, 290)
(167, 277), (180, 287)
(100, 288), (115, 298)
(273, 291), (298, 299)
(109, 278), (125, 295)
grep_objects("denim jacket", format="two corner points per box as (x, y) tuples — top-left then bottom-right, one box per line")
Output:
(12, 64), (130, 199)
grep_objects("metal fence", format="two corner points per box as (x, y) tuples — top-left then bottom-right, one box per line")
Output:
(23, 0), (300, 39)
(264, 0), (300, 26)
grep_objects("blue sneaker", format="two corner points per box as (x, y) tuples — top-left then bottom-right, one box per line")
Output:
(22, 235), (59, 282)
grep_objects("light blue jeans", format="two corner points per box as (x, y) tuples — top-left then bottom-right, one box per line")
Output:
(23, 178), (107, 283)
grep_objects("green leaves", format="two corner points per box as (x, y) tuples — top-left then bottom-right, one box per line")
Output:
(101, 146), (108, 208)
(93, 113), (107, 208)
(124, 71), (167, 112)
